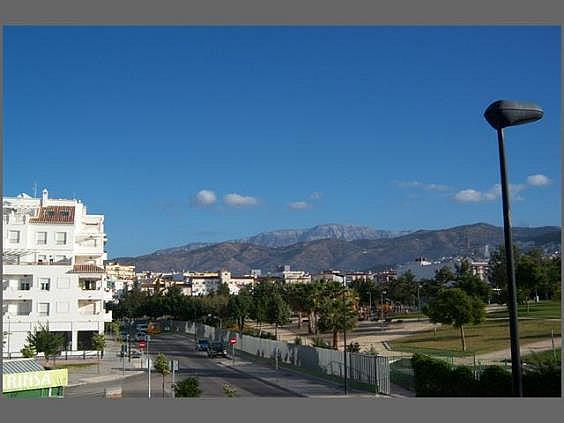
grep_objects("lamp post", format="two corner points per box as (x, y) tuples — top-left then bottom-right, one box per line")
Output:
(380, 290), (387, 322)
(484, 99), (543, 397)
(342, 286), (347, 395)
(417, 284), (422, 321)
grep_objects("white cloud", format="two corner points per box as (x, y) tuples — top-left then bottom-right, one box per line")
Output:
(193, 189), (217, 207)
(396, 180), (450, 191)
(455, 183), (527, 203)
(527, 174), (550, 187)
(289, 201), (311, 209)
(454, 189), (484, 203)
(224, 193), (259, 207)
(309, 192), (322, 200)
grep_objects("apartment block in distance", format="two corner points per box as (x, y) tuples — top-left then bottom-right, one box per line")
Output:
(2, 189), (112, 358)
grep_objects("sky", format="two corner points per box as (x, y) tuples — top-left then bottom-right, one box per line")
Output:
(3, 26), (561, 257)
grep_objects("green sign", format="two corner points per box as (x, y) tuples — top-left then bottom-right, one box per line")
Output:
(2, 369), (68, 393)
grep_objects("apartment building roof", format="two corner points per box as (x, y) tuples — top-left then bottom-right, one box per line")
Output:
(29, 206), (75, 224)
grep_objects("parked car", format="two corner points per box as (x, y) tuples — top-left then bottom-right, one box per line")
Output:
(135, 332), (147, 342)
(207, 342), (228, 358)
(196, 339), (210, 351)
(130, 350), (143, 359)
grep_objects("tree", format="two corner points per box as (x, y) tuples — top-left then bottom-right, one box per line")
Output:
(26, 324), (65, 365)
(227, 288), (253, 332)
(317, 285), (359, 349)
(251, 281), (272, 335)
(266, 291), (291, 340)
(173, 377), (202, 398)
(154, 353), (171, 398)
(216, 282), (231, 297)
(92, 333), (106, 373)
(455, 260), (491, 303)
(20, 344), (36, 358)
(423, 288), (485, 352)
(109, 320), (121, 342)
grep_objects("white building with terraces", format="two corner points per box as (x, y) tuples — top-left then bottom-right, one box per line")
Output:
(2, 189), (112, 357)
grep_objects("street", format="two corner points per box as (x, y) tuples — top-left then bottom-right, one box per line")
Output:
(64, 333), (301, 398)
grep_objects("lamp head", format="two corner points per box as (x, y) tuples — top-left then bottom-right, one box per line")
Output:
(484, 100), (543, 130)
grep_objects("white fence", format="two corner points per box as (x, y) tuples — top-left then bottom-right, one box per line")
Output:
(168, 320), (390, 395)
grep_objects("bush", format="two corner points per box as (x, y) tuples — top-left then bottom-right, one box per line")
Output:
(346, 342), (361, 353)
(173, 377), (202, 398)
(412, 353), (561, 397)
(311, 336), (333, 349)
(223, 383), (237, 397)
(412, 353), (454, 396)
(477, 366), (512, 397)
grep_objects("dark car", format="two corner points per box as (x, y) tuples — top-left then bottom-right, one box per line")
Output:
(207, 342), (227, 358)
(196, 339), (210, 351)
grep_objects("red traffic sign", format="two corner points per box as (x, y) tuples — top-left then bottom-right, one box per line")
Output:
(138, 341), (146, 349)
(229, 337), (237, 345)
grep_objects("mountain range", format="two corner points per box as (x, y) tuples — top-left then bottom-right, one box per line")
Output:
(112, 223), (561, 274)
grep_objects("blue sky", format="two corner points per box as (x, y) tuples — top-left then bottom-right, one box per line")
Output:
(3, 26), (561, 257)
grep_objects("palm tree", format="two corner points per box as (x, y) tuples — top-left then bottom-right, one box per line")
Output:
(317, 286), (359, 350)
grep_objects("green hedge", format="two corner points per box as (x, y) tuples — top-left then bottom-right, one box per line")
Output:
(412, 353), (561, 397)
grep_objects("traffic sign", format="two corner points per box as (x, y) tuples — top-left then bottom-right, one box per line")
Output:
(229, 337), (237, 345)
(138, 341), (146, 349)
(170, 360), (179, 371)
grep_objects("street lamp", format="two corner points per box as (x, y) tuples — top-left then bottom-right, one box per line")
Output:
(380, 290), (387, 322)
(484, 99), (543, 397)
(417, 284), (422, 321)
(342, 286), (348, 395)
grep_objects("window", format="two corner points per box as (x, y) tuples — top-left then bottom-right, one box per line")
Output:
(40, 278), (50, 291)
(81, 280), (98, 291)
(36, 231), (47, 245)
(56, 302), (69, 313)
(8, 230), (20, 243)
(38, 302), (50, 316)
(55, 232), (67, 245)
(19, 280), (31, 290)
(57, 278), (70, 289)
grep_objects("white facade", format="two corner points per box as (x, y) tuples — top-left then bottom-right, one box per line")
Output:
(2, 189), (112, 357)
(186, 271), (256, 296)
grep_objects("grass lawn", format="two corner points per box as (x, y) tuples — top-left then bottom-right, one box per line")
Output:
(390, 319), (561, 357)
(487, 300), (562, 320)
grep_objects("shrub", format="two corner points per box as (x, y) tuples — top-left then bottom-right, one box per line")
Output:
(346, 342), (361, 353)
(477, 366), (512, 397)
(311, 336), (332, 349)
(223, 383), (237, 397)
(173, 377), (202, 398)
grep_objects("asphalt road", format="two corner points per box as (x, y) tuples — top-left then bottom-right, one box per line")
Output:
(65, 333), (300, 398)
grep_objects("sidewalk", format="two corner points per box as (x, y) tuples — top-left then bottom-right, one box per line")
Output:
(454, 337), (562, 365)
(216, 352), (407, 398)
(49, 338), (144, 387)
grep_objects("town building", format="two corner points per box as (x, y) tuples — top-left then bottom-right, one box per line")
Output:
(273, 265), (312, 284)
(2, 189), (112, 358)
(186, 270), (256, 296)
(105, 261), (136, 300)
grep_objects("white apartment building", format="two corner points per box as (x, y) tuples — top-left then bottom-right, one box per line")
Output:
(2, 189), (112, 357)
(186, 270), (256, 296)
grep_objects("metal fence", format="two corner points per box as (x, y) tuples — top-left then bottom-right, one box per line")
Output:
(168, 320), (391, 395)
